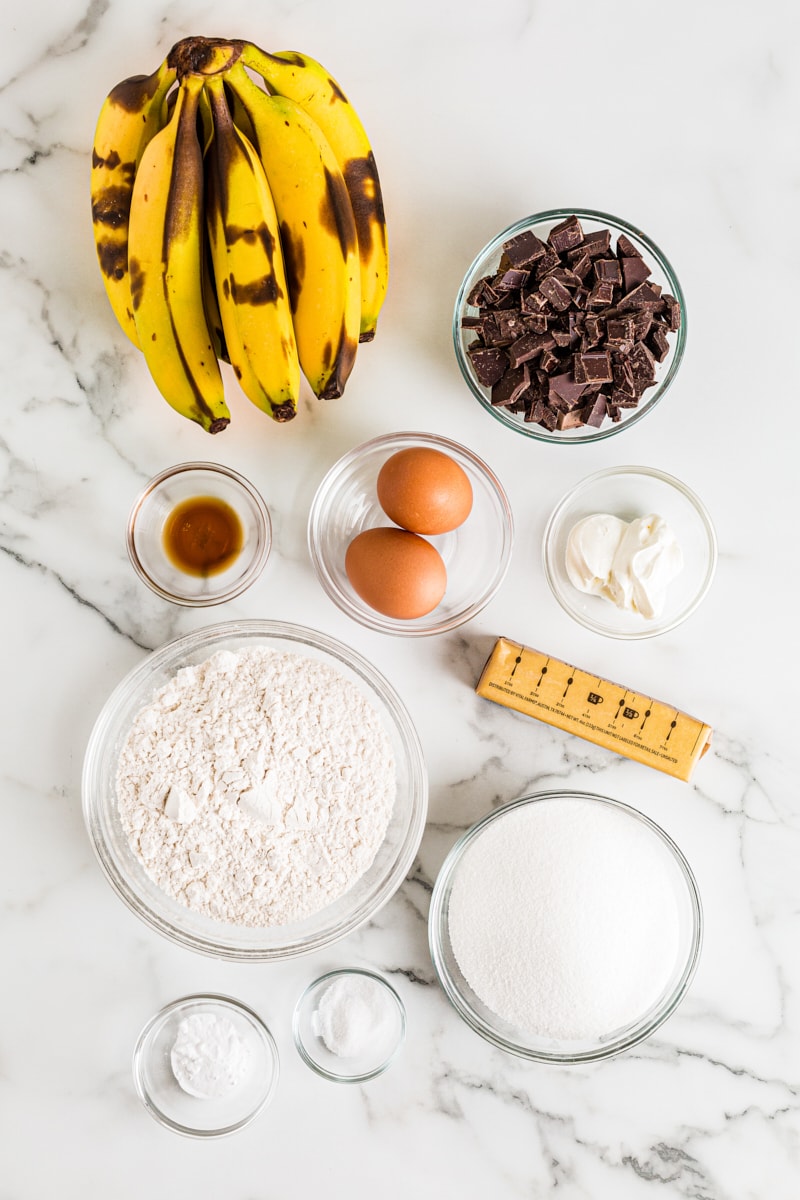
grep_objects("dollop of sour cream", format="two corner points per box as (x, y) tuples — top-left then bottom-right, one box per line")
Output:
(565, 512), (683, 619)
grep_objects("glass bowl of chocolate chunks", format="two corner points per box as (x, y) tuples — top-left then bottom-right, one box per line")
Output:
(453, 209), (686, 443)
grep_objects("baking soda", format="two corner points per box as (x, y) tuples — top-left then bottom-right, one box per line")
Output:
(447, 797), (682, 1041)
(170, 1012), (251, 1099)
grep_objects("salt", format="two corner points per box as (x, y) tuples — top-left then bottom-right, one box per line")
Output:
(312, 974), (394, 1058)
(447, 797), (682, 1041)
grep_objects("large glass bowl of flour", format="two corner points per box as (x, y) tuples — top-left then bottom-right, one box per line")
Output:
(82, 620), (427, 961)
(428, 791), (702, 1063)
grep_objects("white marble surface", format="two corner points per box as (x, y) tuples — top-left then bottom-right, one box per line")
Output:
(1, 0), (799, 1195)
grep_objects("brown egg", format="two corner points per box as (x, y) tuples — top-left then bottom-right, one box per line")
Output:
(345, 527), (447, 619)
(376, 447), (473, 535)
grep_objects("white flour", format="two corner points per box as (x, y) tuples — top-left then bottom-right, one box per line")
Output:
(448, 798), (681, 1041)
(117, 647), (396, 927)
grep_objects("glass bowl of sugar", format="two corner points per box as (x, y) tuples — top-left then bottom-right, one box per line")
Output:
(428, 791), (702, 1063)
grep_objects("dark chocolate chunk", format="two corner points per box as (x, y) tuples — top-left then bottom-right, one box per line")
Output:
(496, 310), (526, 342)
(629, 341), (656, 391)
(571, 254), (593, 282)
(503, 229), (548, 267)
(630, 310), (654, 341)
(480, 314), (512, 346)
(521, 289), (548, 314)
(557, 408), (586, 430)
(586, 280), (615, 308)
(621, 255), (652, 292)
(581, 315), (603, 349)
(538, 404), (559, 430)
(581, 393), (608, 427)
(524, 395), (546, 424)
(549, 267), (582, 291)
(460, 315), (483, 330)
(534, 249), (561, 280)
(551, 328), (572, 348)
(522, 312), (548, 334)
(617, 281), (663, 312)
(594, 258), (622, 286)
(468, 344), (509, 387)
(616, 233), (642, 259)
(549, 370), (587, 406)
(613, 358), (636, 395)
(571, 228), (611, 259)
(548, 214), (584, 254)
(507, 330), (555, 368)
(538, 275), (573, 312)
(539, 348), (560, 373)
(574, 350), (612, 384)
(491, 363), (529, 407)
(605, 316), (635, 351)
(611, 388), (640, 408)
(663, 294), (682, 332)
(648, 324), (671, 363)
(494, 268), (529, 292)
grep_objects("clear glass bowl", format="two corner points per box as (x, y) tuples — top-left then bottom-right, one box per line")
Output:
(428, 791), (702, 1064)
(453, 208), (686, 443)
(292, 968), (406, 1083)
(542, 465), (717, 639)
(307, 431), (514, 636)
(132, 993), (279, 1137)
(82, 620), (428, 961)
(126, 461), (271, 605)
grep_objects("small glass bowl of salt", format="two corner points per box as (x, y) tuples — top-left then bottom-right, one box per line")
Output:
(293, 968), (406, 1082)
(132, 993), (279, 1137)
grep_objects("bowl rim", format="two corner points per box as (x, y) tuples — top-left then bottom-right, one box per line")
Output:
(307, 429), (514, 637)
(82, 619), (428, 961)
(453, 206), (687, 444)
(292, 967), (407, 1083)
(541, 464), (718, 640)
(132, 991), (279, 1138)
(126, 460), (272, 607)
(428, 789), (703, 1064)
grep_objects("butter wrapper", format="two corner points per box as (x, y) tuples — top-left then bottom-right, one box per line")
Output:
(476, 637), (712, 782)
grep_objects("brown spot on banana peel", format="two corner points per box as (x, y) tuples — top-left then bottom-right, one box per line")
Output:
(319, 167), (357, 260)
(279, 220), (305, 314)
(96, 238), (128, 282)
(128, 258), (145, 310)
(106, 70), (167, 114)
(229, 273), (282, 306)
(343, 153), (386, 264)
(92, 185), (133, 230)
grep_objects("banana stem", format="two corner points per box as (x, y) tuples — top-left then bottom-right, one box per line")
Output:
(167, 37), (244, 81)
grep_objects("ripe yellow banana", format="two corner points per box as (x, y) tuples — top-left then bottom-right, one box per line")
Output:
(204, 75), (299, 422)
(239, 44), (388, 342)
(225, 62), (360, 400)
(127, 75), (230, 433)
(90, 57), (176, 348)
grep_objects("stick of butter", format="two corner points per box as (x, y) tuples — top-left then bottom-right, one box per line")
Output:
(475, 637), (712, 782)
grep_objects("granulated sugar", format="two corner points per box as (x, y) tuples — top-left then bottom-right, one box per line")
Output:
(116, 647), (396, 927)
(447, 797), (681, 1041)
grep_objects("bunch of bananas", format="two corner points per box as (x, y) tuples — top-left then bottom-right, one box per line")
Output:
(90, 37), (388, 433)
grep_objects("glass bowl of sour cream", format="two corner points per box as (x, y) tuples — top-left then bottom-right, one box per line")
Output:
(542, 465), (717, 639)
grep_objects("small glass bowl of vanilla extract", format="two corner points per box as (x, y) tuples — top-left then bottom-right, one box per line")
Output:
(126, 462), (271, 606)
